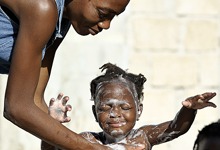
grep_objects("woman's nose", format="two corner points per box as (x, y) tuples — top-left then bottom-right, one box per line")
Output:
(98, 20), (111, 30)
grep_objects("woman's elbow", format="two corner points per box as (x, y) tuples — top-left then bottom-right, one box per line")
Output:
(3, 99), (26, 125)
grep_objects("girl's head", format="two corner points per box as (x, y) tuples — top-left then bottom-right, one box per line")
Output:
(65, 0), (130, 36)
(90, 63), (146, 143)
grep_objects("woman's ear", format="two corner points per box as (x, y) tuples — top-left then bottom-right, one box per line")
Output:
(92, 105), (98, 122)
(137, 103), (143, 121)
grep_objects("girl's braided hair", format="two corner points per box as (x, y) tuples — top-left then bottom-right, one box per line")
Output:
(90, 63), (147, 103)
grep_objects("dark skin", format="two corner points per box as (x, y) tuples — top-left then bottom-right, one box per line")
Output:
(198, 137), (220, 150)
(0, 0), (144, 150)
(48, 82), (217, 150)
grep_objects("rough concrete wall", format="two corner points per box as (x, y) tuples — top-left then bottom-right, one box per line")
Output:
(0, 0), (220, 149)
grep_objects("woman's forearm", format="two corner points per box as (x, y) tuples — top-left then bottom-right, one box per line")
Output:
(4, 103), (101, 150)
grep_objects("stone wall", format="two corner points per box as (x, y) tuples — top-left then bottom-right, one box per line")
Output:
(0, 0), (220, 149)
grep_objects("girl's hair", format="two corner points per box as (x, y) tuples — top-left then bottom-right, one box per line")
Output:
(193, 120), (220, 150)
(90, 63), (147, 103)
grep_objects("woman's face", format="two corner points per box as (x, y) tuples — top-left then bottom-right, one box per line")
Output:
(65, 0), (129, 35)
(93, 82), (141, 142)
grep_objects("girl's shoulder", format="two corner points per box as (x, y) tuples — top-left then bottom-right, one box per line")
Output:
(80, 132), (104, 144)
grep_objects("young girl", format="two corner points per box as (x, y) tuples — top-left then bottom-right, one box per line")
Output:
(47, 63), (217, 150)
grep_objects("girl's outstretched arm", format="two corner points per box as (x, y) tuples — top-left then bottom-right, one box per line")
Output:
(140, 92), (216, 146)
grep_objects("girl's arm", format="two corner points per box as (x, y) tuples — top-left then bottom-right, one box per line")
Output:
(141, 92), (216, 146)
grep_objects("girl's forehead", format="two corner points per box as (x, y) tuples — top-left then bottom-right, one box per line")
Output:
(101, 98), (130, 105)
(96, 81), (137, 103)
(98, 81), (133, 95)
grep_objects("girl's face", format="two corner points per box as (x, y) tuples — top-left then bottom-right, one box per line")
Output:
(93, 82), (142, 142)
(65, 0), (129, 35)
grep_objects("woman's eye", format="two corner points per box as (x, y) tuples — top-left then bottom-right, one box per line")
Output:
(98, 10), (107, 19)
(97, 9), (115, 20)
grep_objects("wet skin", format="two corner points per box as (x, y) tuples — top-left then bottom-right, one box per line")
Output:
(93, 82), (143, 143)
(49, 85), (216, 149)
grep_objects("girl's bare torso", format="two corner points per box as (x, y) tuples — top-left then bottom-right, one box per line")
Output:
(80, 129), (152, 150)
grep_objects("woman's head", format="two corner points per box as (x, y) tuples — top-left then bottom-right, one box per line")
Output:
(65, 0), (130, 36)
(90, 63), (146, 143)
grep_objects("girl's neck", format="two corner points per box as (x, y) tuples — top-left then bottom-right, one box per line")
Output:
(102, 131), (129, 144)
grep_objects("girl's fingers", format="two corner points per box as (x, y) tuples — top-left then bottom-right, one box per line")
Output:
(57, 93), (63, 100)
(203, 93), (216, 102)
(49, 98), (55, 106)
(63, 116), (71, 122)
(65, 104), (72, 111)
(206, 102), (217, 108)
(62, 96), (69, 105)
(182, 101), (192, 108)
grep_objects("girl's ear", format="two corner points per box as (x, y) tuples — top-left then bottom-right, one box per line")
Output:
(137, 103), (143, 121)
(92, 105), (98, 122)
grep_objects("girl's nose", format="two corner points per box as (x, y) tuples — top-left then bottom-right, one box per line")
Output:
(98, 20), (111, 30)
(110, 107), (121, 118)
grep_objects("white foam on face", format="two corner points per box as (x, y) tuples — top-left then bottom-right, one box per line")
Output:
(95, 79), (139, 106)
(107, 99), (129, 118)
(111, 129), (123, 136)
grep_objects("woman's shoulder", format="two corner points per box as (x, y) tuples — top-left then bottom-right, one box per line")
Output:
(1, 0), (58, 20)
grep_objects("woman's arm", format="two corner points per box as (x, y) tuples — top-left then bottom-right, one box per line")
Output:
(141, 92), (216, 146)
(2, 1), (108, 150)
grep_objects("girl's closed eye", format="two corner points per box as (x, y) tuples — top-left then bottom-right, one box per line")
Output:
(99, 104), (111, 111)
(121, 104), (131, 110)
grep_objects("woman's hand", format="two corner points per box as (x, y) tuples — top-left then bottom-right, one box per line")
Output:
(182, 92), (217, 110)
(49, 93), (72, 123)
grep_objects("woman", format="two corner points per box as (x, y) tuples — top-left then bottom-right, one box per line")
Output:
(0, 0), (144, 149)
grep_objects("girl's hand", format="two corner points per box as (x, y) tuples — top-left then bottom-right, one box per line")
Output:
(182, 92), (217, 110)
(49, 93), (72, 123)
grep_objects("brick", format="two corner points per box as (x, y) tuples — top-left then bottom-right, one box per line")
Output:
(132, 17), (180, 50)
(130, 0), (173, 13)
(199, 54), (220, 87)
(184, 20), (219, 51)
(151, 54), (198, 87)
(176, 0), (220, 15)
